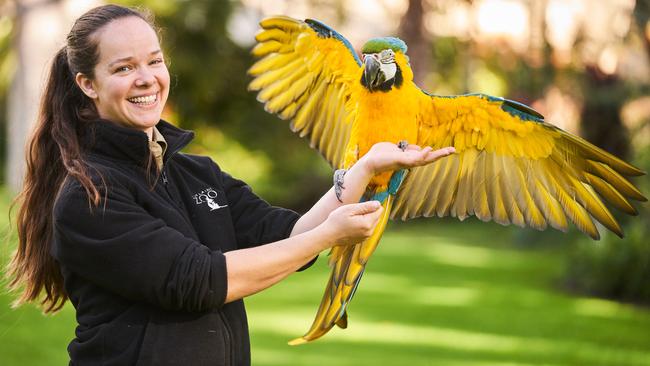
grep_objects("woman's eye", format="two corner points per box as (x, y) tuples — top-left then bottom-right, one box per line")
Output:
(150, 58), (164, 65)
(114, 65), (131, 73)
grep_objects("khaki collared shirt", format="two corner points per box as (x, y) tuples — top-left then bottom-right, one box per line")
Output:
(149, 126), (167, 171)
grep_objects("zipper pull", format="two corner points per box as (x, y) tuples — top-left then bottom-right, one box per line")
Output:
(161, 171), (168, 185)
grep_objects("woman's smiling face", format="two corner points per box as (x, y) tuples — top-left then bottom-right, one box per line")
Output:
(76, 16), (170, 135)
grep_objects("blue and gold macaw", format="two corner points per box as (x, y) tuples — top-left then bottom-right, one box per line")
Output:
(247, 16), (647, 344)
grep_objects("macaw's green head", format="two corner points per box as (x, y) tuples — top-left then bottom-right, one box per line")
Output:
(360, 37), (407, 92)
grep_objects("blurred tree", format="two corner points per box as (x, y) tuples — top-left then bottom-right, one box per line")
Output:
(397, 0), (430, 85)
(633, 0), (650, 58)
(3, 0), (71, 191)
(579, 67), (629, 159)
(0, 0), (16, 185)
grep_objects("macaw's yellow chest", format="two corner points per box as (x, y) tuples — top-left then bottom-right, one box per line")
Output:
(345, 85), (420, 188)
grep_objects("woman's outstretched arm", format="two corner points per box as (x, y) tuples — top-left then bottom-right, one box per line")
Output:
(290, 143), (455, 236)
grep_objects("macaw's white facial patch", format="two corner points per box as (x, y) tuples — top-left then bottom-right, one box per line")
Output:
(380, 62), (397, 81)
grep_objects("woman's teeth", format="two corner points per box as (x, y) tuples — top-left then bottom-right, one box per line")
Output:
(128, 94), (157, 105)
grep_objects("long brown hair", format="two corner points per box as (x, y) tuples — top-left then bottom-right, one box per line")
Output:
(6, 5), (154, 313)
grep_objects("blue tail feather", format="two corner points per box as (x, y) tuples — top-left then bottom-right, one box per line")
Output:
(388, 169), (406, 195)
(365, 169), (407, 203)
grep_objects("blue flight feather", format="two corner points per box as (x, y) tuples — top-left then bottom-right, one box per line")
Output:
(305, 19), (362, 66)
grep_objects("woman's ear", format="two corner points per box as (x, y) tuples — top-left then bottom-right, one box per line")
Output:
(75, 72), (98, 99)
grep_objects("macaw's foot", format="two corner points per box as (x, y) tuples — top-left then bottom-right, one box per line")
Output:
(333, 168), (347, 203)
(397, 140), (409, 151)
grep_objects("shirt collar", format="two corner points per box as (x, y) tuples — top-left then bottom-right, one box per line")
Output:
(149, 127), (167, 171)
(151, 126), (167, 149)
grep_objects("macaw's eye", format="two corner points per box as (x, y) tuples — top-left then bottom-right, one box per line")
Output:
(380, 49), (395, 63)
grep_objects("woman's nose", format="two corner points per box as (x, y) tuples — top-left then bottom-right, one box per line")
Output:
(134, 68), (156, 87)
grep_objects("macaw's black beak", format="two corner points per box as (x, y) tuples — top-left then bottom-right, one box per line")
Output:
(363, 56), (384, 91)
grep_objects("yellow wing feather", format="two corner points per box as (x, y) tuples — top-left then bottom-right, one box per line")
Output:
(248, 16), (361, 168)
(392, 93), (646, 239)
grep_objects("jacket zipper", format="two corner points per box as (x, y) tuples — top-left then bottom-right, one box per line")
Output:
(219, 311), (234, 366)
(159, 168), (195, 231)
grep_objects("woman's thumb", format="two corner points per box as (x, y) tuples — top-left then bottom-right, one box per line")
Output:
(350, 200), (382, 215)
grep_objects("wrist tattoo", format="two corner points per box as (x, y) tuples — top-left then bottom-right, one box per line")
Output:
(333, 169), (347, 203)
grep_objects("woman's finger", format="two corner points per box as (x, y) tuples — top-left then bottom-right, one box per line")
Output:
(401, 146), (455, 167)
(425, 147), (455, 161)
(349, 200), (381, 216)
(366, 205), (384, 224)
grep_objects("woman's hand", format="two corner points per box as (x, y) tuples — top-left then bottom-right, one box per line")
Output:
(317, 201), (384, 247)
(359, 142), (455, 176)
(224, 200), (383, 303)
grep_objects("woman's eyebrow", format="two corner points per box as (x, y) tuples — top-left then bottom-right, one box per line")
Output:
(107, 50), (162, 68)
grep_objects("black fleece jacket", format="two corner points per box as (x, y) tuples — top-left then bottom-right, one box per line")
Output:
(52, 120), (303, 366)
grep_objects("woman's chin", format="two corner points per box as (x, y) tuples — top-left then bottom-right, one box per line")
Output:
(127, 114), (162, 130)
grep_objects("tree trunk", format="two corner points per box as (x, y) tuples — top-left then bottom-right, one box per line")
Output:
(580, 66), (629, 159)
(6, 0), (82, 191)
(397, 0), (430, 85)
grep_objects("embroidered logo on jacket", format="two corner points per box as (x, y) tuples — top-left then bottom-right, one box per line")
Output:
(192, 188), (228, 211)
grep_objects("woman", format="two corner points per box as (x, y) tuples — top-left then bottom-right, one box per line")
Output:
(7, 4), (454, 366)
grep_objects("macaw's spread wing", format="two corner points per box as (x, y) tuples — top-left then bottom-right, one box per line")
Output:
(249, 16), (361, 169)
(392, 93), (646, 239)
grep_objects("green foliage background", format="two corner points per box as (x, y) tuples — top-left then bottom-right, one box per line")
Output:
(0, 15), (14, 184)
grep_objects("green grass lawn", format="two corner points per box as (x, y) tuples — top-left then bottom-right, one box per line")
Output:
(245, 220), (650, 366)
(1, 189), (649, 365)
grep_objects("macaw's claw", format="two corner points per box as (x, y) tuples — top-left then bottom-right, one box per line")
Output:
(333, 169), (347, 203)
(397, 140), (409, 151)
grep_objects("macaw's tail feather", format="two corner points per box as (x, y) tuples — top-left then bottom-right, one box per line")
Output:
(288, 195), (394, 345)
